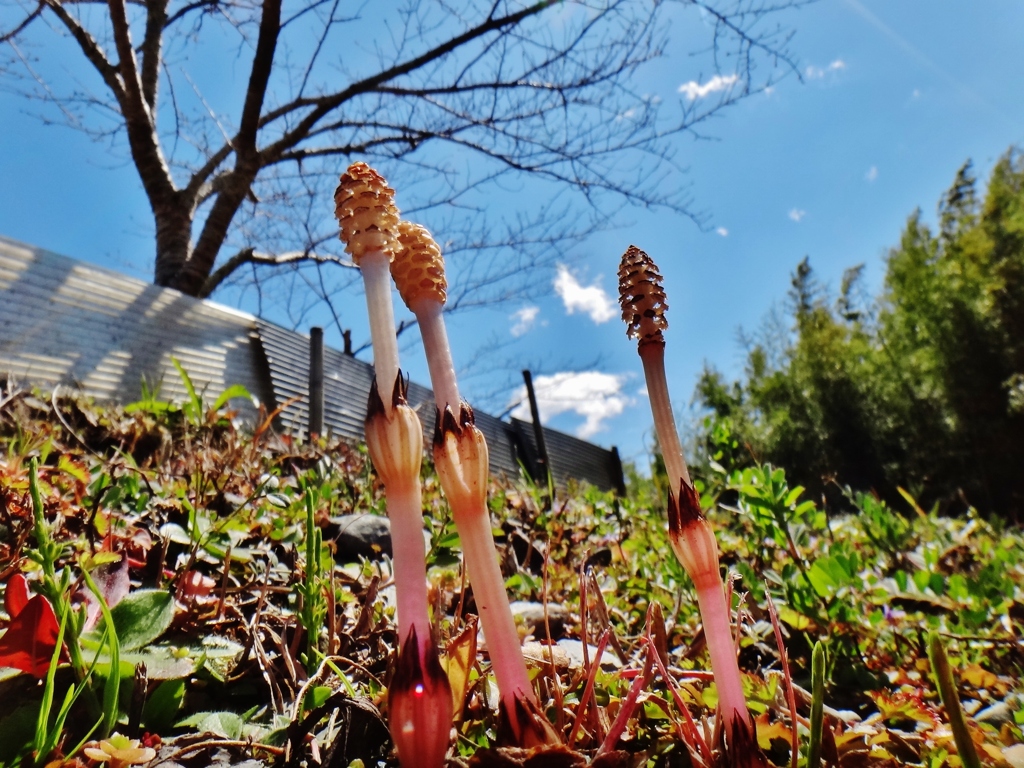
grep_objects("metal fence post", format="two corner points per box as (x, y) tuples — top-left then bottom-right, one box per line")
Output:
(522, 369), (551, 484)
(309, 327), (324, 439)
(609, 445), (627, 496)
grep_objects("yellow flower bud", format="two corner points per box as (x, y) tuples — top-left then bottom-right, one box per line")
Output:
(394, 221), (447, 307)
(334, 162), (400, 264)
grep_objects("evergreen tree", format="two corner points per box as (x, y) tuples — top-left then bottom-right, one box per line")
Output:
(695, 148), (1024, 517)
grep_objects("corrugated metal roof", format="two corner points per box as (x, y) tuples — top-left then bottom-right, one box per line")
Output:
(255, 320), (525, 480)
(510, 417), (621, 493)
(0, 237), (271, 420)
(0, 235), (622, 492)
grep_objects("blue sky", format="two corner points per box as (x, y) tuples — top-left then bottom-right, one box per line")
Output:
(2, 0), (1024, 471)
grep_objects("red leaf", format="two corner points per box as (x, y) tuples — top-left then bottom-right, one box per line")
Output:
(0, 594), (63, 678)
(4, 574), (29, 619)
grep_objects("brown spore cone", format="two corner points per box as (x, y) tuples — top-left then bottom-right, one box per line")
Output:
(394, 220), (447, 306)
(618, 244), (668, 348)
(334, 162), (400, 263)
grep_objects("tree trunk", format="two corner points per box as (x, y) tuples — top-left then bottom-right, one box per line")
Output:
(152, 196), (195, 289)
(169, 171), (256, 297)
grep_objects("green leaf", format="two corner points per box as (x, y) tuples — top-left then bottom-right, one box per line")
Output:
(110, 590), (174, 650)
(57, 455), (90, 484)
(172, 357), (203, 422)
(436, 530), (461, 549)
(119, 648), (195, 680)
(304, 685), (333, 711)
(211, 384), (253, 413)
(103, 635), (243, 681)
(143, 679), (186, 732)
(784, 485), (805, 508)
(177, 711), (244, 739)
(808, 559), (838, 596)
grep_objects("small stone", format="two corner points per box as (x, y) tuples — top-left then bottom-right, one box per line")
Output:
(521, 642), (572, 670)
(975, 701), (1013, 726)
(555, 639), (622, 670)
(831, 710), (862, 724)
(509, 601), (569, 639)
(328, 514), (392, 560)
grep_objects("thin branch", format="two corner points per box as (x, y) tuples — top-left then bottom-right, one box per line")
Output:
(105, 0), (177, 203)
(200, 247), (356, 297)
(162, 0), (219, 29)
(260, 0), (561, 161)
(40, 0), (123, 98)
(0, 2), (45, 44)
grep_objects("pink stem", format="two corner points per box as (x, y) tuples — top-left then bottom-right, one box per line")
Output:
(360, 251), (400, 412)
(639, 344), (751, 733)
(639, 346), (691, 489)
(410, 295), (535, 711)
(411, 298), (461, 413)
(454, 503), (533, 709)
(694, 580), (751, 731)
(388, 483), (432, 654)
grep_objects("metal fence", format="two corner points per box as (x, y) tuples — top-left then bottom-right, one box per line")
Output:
(0, 235), (624, 491)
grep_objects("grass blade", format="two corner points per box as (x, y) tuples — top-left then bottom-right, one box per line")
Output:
(82, 568), (121, 738)
(807, 641), (826, 768)
(927, 631), (982, 768)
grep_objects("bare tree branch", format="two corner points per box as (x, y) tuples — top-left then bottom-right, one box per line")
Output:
(38, 0), (123, 97)
(105, 0), (176, 201)
(176, 0), (283, 294)
(1, 0), (809, 385)
(0, 2), (44, 44)
(258, 0), (562, 163)
(200, 245), (355, 298)
(139, 0), (168, 111)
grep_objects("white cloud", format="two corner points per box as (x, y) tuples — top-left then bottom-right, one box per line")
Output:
(678, 73), (739, 100)
(553, 265), (615, 324)
(789, 208), (807, 223)
(805, 59), (846, 80)
(865, 165), (878, 182)
(911, 88), (922, 100)
(509, 371), (631, 439)
(510, 305), (540, 337)
(716, 227), (729, 237)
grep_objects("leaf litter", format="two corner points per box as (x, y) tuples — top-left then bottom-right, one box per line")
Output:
(0, 386), (1022, 767)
